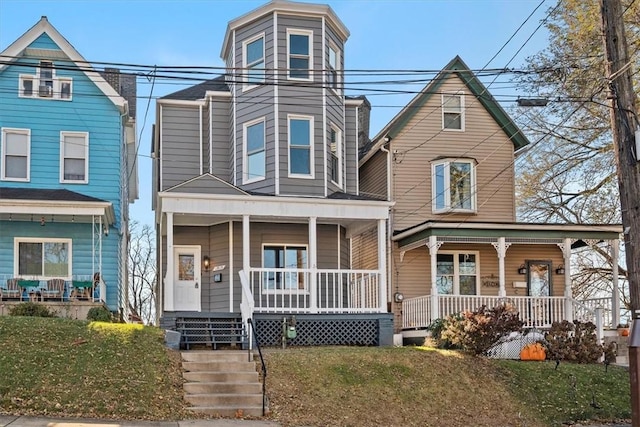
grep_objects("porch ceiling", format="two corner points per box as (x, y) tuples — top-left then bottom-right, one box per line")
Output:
(0, 199), (115, 225)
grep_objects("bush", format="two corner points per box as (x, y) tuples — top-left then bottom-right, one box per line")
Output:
(87, 306), (113, 322)
(427, 316), (461, 349)
(8, 302), (55, 317)
(438, 303), (524, 355)
(543, 320), (602, 364)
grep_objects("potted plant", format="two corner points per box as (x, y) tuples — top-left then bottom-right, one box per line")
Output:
(617, 323), (630, 337)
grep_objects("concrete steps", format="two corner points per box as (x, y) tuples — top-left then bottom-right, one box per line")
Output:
(604, 330), (629, 366)
(182, 350), (266, 417)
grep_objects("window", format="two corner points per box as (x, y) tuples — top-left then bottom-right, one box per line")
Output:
(328, 125), (342, 186)
(436, 252), (478, 295)
(288, 116), (313, 177)
(243, 119), (265, 183)
(15, 238), (71, 279)
(432, 159), (476, 212)
(60, 131), (89, 183)
(18, 61), (72, 100)
(263, 245), (308, 291)
(243, 34), (265, 89)
(288, 30), (312, 80)
(442, 92), (464, 130)
(1, 127), (30, 181)
(328, 44), (340, 91)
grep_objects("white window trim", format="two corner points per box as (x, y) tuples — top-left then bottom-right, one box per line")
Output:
(18, 62), (73, 101)
(242, 32), (266, 93)
(431, 158), (477, 214)
(261, 243), (309, 294)
(436, 250), (480, 296)
(329, 123), (342, 188)
(59, 131), (89, 184)
(1, 127), (31, 182)
(442, 92), (465, 131)
(287, 114), (314, 179)
(327, 42), (341, 95)
(13, 237), (73, 280)
(243, 117), (266, 184)
(287, 28), (313, 81)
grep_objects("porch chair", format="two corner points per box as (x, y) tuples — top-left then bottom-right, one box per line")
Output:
(42, 278), (65, 301)
(0, 278), (22, 300)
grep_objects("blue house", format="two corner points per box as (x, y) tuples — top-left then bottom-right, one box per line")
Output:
(0, 17), (137, 318)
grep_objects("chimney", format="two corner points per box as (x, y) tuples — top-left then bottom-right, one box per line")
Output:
(357, 96), (371, 150)
(101, 67), (137, 119)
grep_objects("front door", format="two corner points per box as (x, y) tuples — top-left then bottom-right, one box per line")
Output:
(174, 245), (201, 311)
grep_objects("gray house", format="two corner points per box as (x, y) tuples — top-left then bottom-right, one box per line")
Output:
(154, 0), (393, 347)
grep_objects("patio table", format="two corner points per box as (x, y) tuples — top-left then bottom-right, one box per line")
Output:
(17, 280), (42, 302)
(71, 280), (93, 300)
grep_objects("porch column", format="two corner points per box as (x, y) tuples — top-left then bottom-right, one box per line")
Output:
(427, 235), (442, 320)
(612, 238), (620, 327)
(242, 215), (250, 273)
(164, 212), (174, 311)
(561, 237), (573, 322)
(492, 237), (510, 298)
(309, 217), (318, 313)
(378, 219), (388, 312)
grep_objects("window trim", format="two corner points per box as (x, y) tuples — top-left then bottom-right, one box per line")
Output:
(59, 131), (89, 184)
(261, 243), (309, 294)
(435, 250), (480, 296)
(431, 158), (477, 213)
(1, 127), (31, 182)
(441, 92), (465, 131)
(243, 117), (266, 184)
(18, 61), (73, 101)
(327, 42), (341, 94)
(328, 123), (342, 188)
(287, 28), (313, 81)
(287, 114), (314, 179)
(14, 237), (73, 280)
(242, 32), (266, 92)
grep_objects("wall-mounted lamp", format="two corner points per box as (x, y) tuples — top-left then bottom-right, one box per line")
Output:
(518, 264), (527, 275)
(203, 255), (211, 272)
(556, 266), (565, 275)
(394, 291), (404, 303)
(40, 216), (45, 226)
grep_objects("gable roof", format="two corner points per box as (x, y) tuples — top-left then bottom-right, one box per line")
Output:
(0, 187), (106, 203)
(162, 76), (230, 101)
(163, 174), (250, 196)
(0, 16), (127, 112)
(360, 56), (530, 165)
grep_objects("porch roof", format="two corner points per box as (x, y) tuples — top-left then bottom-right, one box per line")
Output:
(393, 220), (622, 249)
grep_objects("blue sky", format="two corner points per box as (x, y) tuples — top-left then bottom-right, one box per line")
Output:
(0, 0), (554, 226)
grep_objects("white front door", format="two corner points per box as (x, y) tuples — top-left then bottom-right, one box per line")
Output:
(174, 245), (201, 311)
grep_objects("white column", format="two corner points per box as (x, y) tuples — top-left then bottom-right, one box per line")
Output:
(309, 217), (318, 313)
(427, 235), (440, 321)
(562, 237), (573, 322)
(229, 221), (234, 313)
(377, 219), (388, 312)
(493, 237), (509, 298)
(612, 238), (620, 327)
(242, 215), (250, 273)
(164, 212), (174, 311)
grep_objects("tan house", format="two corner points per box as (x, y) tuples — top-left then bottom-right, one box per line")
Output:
(357, 56), (622, 340)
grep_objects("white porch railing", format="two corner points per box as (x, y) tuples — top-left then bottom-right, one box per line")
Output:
(580, 297), (613, 328)
(239, 270), (254, 351)
(402, 294), (607, 330)
(246, 268), (381, 314)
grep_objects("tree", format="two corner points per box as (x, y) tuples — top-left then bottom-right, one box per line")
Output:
(128, 221), (157, 324)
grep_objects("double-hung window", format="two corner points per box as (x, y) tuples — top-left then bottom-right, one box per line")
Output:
(432, 158), (476, 212)
(1, 127), (30, 181)
(243, 34), (265, 89)
(288, 29), (312, 80)
(263, 245), (308, 291)
(60, 131), (89, 183)
(436, 252), (478, 295)
(442, 92), (464, 130)
(16, 238), (71, 279)
(328, 125), (342, 186)
(288, 115), (313, 177)
(244, 119), (266, 183)
(19, 61), (72, 100)
(328, 44), (340, 91)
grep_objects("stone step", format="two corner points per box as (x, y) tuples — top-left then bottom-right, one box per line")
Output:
(184, 382), (262, 394)
(181, 350), (249, 363)
(182, 361), (256, 372)
(183, 371), (259, 383)
(184, 393), (264, 407)
(187, 406), (264, 417)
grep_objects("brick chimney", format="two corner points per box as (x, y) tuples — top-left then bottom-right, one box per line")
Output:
(101, 67), (137, 119)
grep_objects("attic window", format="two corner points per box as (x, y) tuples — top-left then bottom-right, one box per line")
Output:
(18, 61), (72, 100)
(442, 92), (464, 131)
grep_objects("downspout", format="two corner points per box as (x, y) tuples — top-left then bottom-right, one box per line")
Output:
(380, 143), (393, 310)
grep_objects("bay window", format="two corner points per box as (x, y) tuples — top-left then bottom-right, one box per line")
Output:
(288, 29), (312, 80)
(288, 115), (313, 177)
(244, 119), (266, 183)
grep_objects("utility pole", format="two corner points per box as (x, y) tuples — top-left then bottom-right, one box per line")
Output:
(601, 0), (640, 425)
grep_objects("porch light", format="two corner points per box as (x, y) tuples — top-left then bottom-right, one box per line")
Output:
(203, 255), (211, 272)
(40, 216), (45, 226)
(518, 264), (527, 275)
(556, 266), (565, 275)
(394, 291), (404, 303)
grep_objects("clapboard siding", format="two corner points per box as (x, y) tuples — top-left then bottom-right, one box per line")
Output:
(359, 150), (387, 201)
(344, 105), (358, 194)
(161, 105), (201, 190)
(210, 98), (231, 178)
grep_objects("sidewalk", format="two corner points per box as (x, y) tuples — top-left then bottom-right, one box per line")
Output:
(0, 416), (281, 427)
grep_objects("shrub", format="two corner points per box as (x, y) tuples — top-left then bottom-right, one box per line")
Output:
(439, 303), (524, 355)
(543, 320), (602, 365)
(427, 316), (461, 349)
(8, 302), (55, 317)
(87, 306), (113, 322)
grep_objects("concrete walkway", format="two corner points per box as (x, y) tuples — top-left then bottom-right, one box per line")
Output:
(0, 416), (281, 427)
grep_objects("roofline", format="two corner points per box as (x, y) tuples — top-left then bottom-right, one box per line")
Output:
(0, 17), (127, 112)
(220, 0), (350, 59)
(359, 55), (530, 167)
(163, 173), (250, 195)
(157, 98), (207, 107)
(0, 198), (115, 224)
